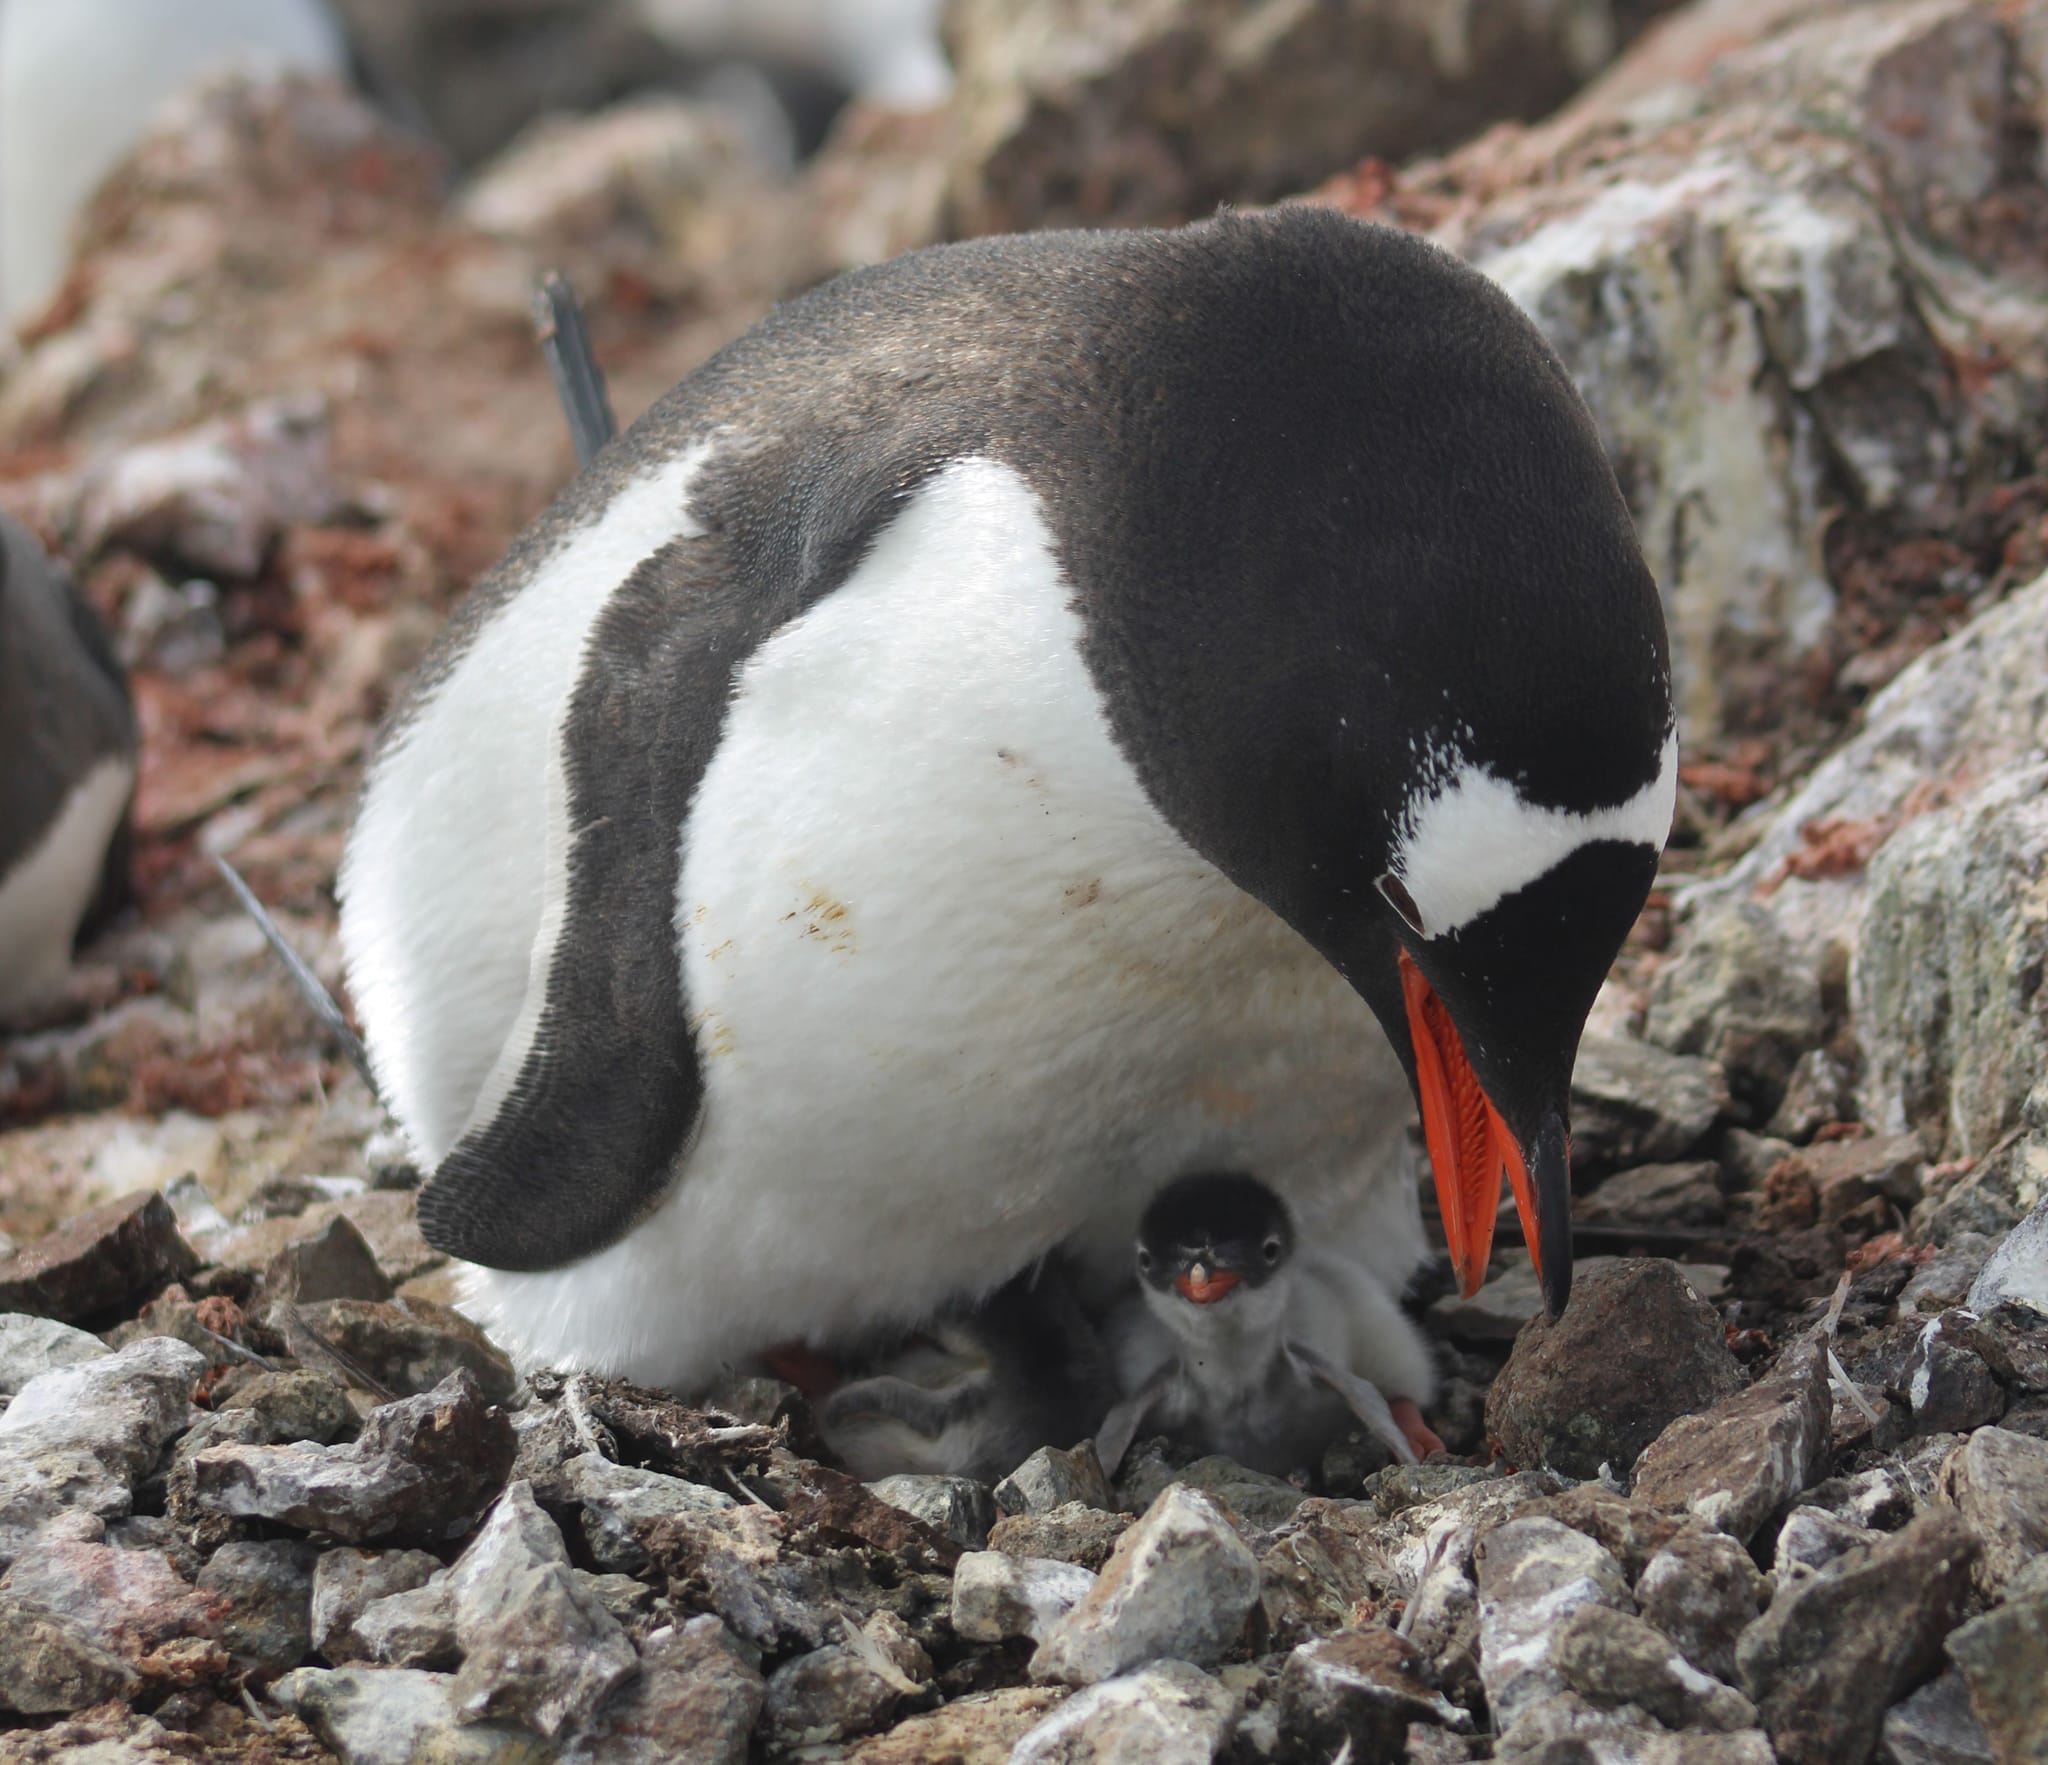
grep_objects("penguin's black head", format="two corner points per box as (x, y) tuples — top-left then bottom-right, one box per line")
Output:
(1078, 209), (1675, 1321)
(1136, 1172), (1293, 1306)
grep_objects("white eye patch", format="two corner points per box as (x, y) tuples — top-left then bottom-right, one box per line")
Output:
(1388, 730), (1678, 939)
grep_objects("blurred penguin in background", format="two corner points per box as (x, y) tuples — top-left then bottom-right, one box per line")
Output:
(0, 0), (348, 325)
(635, 0), (949, 115)
(0, 514), (136, 1022)
(0, 0), (950, 329)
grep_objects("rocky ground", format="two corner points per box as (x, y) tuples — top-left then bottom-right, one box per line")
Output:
(2, 0), (2047, 1758)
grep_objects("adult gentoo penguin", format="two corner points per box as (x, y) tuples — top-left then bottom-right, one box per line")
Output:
(0, 513), (135, 1018)
(340, 208), (1676, 1390)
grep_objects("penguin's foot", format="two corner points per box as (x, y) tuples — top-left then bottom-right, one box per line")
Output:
(755, 1343), (843, 1400)
(1390, 1396), (1446, 1462)
(819, 1371), (984, 1439)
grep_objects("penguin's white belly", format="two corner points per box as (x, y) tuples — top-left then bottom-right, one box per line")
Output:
(0, 756), (130, 1016)
(436, 457), (1421, 1386)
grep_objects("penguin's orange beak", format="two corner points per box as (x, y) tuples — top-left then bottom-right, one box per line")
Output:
(1398, 948), (1546, 1300)
(1173, 1264), (1242, 1305)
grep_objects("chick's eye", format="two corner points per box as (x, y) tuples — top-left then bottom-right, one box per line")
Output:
(1262, 1237), (1283, 1265)
(1136, 1248), (1153, 1275)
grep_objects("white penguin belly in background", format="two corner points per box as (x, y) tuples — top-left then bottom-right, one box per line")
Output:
(0, 0), (345, 323)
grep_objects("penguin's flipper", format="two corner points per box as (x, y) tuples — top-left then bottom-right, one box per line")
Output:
(60, 572), (137, 943)
(1286, 1338), (1419, 1467)
(414, 534), (749, 1272)
(1093, 1365), (1174, 1480)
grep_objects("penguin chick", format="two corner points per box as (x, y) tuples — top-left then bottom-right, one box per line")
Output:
(817, 1256), (1116, 1483)
(0, 513), (135, 1021)
(1098, 1172), (1441, 1478)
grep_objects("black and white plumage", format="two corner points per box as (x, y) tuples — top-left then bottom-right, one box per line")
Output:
(1097, 1172), (1424, 1478)
(339, 208), (1675, 1390)
(0, 512), (135, 1018)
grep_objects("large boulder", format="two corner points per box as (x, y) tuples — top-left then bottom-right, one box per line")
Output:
(1854, 767), (2048, 1161)
(1323, 0), (2048, 748)
(1650, 569), (2048, 1226)
(941, 0), (1672, 235)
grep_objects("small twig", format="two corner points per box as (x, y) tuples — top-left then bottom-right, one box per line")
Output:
(241, 1684), (274, 1729)
(212, 855), (378, 1095)
(703, 1422), (779, 1448)
(532, 272), (616, 468)
(267, 1300), (399, 1404)
(1821, 1270), (1854, 1336)
(1397, 1528), (1452, 1640)
(1828, 1345), (1884, 1427)
(198, 1326), (277, 1372)
(1821, 1271), (1885, 1427)
(714, 1457), (772, 1507)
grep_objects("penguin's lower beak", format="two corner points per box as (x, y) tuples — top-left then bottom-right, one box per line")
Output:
(1398, 949), (1574, 1316)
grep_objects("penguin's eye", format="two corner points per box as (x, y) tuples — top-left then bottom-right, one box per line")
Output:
(1136, 1247), (1153, 1276)
(1262, 1237), (1284, 1266)
(1376, 871), (1426, 937)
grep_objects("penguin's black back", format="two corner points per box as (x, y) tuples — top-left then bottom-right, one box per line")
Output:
(416, 208), (1665, 821)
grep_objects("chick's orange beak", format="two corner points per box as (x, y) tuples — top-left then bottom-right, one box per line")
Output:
(1173, 1264), (1242, 1305)
(1398, 947), (1546, 1301)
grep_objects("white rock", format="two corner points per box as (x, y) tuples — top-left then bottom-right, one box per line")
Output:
(870, 1472), (996, 1549)
(1854, 764), (2048, 1163)
(0, 1336), (201, 1563)
(0, 1314), (110, 1395)
(951, 1551), (1095, 1644)
(1969, 1195), (2048, 1311)
(1474, 1516), (1633, 1733)
(1635, 1527), (1765, 1685)
(444, 1480), (638, 1738)
(540, 1450), (734, 1573)
(270, 1666), (542, 1765)
(352, 1574), (456, 1670)
(310, 1548), (443, 1664)
(1479, 159), (1838, 743)
(1031, 1485), (1258, 1686)
(1938, 1426), (2048, 1596)
(1774, 1506), (1875, 1583)
(1010, 1658), (1237, 1764)
(996, 1443), (1112, 1516)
